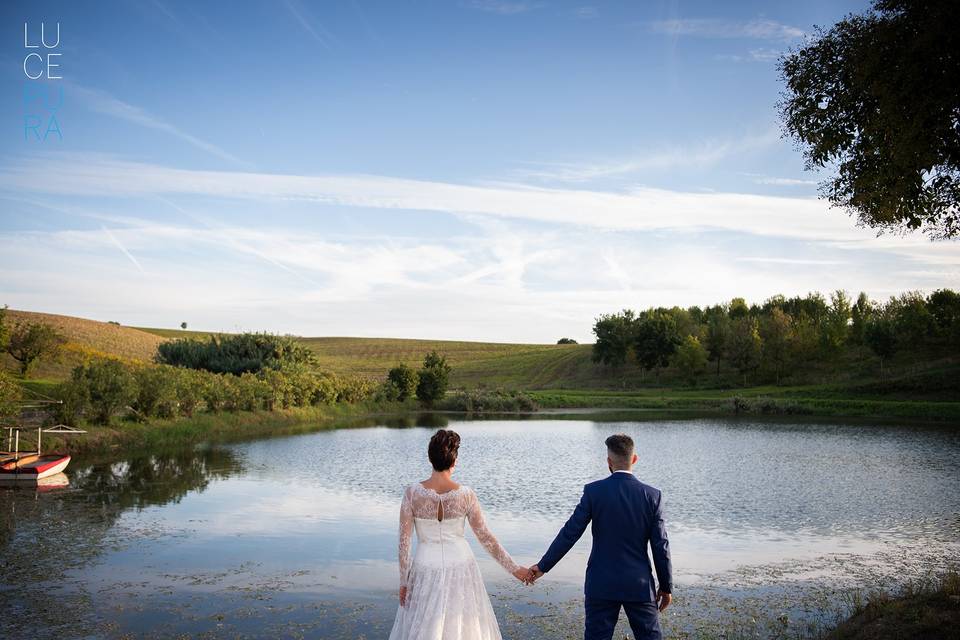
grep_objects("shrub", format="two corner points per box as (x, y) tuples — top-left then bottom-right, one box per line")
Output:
(261, 368), (295, 410)
(438, 389), (538, 413)
(64, 359), (138, 425)
(133, 365), (180, 419)
(202, 373), (230, 413)
(312, 373), (341, 405)
(387, 364), (419, 402)
(336, 375), (376, 403)
(175, 368), (206, 417)
(156, 332), (316, 375)
(417, 351), (451, 407)
(0, 370), (22, 421)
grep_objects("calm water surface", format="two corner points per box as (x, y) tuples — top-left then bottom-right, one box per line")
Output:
(2, 416), (959, 639)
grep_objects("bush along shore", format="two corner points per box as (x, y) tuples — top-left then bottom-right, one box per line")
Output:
(8, 327), (546, 455)
(7, 333), (476, 455)
(825, 572), (960, 640)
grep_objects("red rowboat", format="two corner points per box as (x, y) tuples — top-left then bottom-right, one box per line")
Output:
(1, 424), (84, 485)
(0, 452), (72, 481)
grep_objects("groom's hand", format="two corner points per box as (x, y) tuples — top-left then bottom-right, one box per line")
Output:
(656, 589), (672, 612)
(513, 567), (535, 584)
(529, 564), (544, 582)
(399, 585), (408, 607)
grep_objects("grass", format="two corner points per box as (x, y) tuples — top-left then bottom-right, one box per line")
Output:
(825, 572), (960, 640)
(36, 400), (412, 456)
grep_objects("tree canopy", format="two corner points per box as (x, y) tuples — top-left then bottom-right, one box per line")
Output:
(779, 0), (960, 238)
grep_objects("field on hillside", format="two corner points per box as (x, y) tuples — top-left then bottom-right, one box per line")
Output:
(2, 310), (165, 380)
(3, 313), (956, 404)
(137, 327), (608, 389)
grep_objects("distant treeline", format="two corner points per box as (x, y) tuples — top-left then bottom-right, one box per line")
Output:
(592, 289), (960, 385)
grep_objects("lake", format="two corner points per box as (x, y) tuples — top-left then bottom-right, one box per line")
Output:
(2, 415), (959, 639)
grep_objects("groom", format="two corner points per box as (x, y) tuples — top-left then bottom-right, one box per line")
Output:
(528, 434), (672, 640)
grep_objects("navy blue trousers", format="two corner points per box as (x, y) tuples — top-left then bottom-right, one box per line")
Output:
(583, 597), (662, 640)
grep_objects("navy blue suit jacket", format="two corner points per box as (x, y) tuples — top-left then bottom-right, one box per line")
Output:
(537, 472), (672, 602)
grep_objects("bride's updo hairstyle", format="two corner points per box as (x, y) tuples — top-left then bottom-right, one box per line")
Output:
(428, 429), (461, 471)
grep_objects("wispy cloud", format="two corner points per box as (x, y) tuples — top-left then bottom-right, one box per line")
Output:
(282, 0), (337, 49)
(736, 257), (847, 265)
(570, 6), (597, 19)
(716, 47), (783, 63)
(461, 0), (543, 15)
(514, 129), (781, 183)
(101, 225), (145, 273)
(0, 152), (928, 251)
(743, 173), (818, 186)
(70, 84), (247, 167)
(650, 18), (805, 41)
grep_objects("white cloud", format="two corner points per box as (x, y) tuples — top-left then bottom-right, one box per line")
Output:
(744, 174), (818, 186)
(461, 0), (543, 15)
(0, 152), (864, 245)
(515, 129), (781, 183)
(716, 47), (783, 63)
(650, 18), (805, 41)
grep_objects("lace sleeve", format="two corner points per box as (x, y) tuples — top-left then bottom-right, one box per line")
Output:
(399, 486), (414, 588)
(466, 489), (519, 574)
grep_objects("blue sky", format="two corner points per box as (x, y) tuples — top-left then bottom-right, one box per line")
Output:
(1, 0), (957, 342)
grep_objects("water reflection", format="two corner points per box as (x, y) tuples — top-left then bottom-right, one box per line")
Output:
(0, 447), (243, 632)
(1, 419), (958, 639)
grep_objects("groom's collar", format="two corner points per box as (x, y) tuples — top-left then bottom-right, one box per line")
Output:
(612, 469), (635, 476)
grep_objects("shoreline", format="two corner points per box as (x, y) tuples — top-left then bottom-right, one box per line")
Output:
(36, 397), (960, 461)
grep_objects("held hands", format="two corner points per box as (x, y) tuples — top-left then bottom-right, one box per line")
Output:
(399, 585), (408, 607)
(513, 567), (536, 585)
(513, 564), (544, 585)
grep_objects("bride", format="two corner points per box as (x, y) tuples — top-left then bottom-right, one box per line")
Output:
(389, 429), (532, 639)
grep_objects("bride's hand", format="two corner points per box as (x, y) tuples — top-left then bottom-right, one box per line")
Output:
(513, 567), (534, 585)
(399, 585), (408, 607)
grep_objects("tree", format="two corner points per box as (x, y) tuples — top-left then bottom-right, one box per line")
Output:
(416, 351), (451, 407)
(889, 291), (936, 347)
(927, 288), (960, 345)
(760, 308), (794, 385)
(726, 317), (763, 386)
(865, 315), (897, 376)
(556, 338), (578, 344)
(633, 310), (681, 380)
(387, 363), (420, 402)
(0, 305), (9, 353)
(66, 359), (138, 425)
(0, 370), (22, 422)
(6, 321), (66, 376)
(779, 0), (960, 239)
(821, 290), (852, 354)
(704, 308), (729, 377)
(728, 298), (749, 319)
(591, 310), (637, 368)
(850, 292), (872, 344)
(180, 322), (188, 330)
(674, 335), (708, 385)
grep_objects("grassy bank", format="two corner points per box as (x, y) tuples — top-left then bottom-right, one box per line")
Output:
(825, 573), (960, 640)
(530, 387), (960, 421)
(38, 400), (412, 457)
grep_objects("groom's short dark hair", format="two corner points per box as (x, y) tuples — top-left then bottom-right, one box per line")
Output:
(605, 434), (634, 468)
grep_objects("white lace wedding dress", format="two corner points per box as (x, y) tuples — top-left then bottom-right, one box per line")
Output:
(388, 483), (520, 640)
